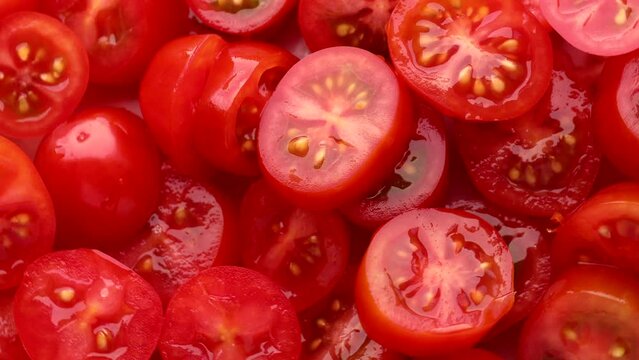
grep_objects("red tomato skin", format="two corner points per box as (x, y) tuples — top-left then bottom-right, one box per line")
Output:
(0, 292), (29, 360)
(34, 107), (161, 249)
(14, 249), (164, 360)
(0, 0), (38, 19)
(0, 135), (55, 290)
(140, 34), (226, 179)
(415, 348), (504, 360)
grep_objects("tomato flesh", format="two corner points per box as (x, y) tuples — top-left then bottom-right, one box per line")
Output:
(0, 292), (28, 360)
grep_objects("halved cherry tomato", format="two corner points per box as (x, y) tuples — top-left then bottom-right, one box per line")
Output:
(258, 46), (413, 209)
(241, 180), (350, 311)
(0, 135), (55, 290)
(159, 266), (301, 359)
(298, 0), (398, 54)
(115, 163), (238, 306)
(540, 0), (639, 56)
(552, 33), (605, 90)
(0, 291), (28, 359)
(0, 12), (89, 138)
(454, 64), (600, 217)
(519, 265), (639, 359)
(356, 208), (514, 357)
(194, 42), (297, 176)
(187, 0), (296, 35)
(388, 0), (553, 121)
(34, 107), (161, 249)
(341, 104), (448, 229)
(0, 0), (38, 19)
(14, 249), (164, 360)
(41, 0), (190, 85)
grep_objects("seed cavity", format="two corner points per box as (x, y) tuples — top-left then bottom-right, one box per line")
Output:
(615, 7), (630, 25)
(498, 39), (519, 52)
(288, 136), (309, 157)
(336, 23), (356, 37)
(490, 76), (505, 94)
(289, 262), (302, 276)
(56, 287), (76, 303)
(473, 79), (486, 96)
(458, 65), (473, 86)
(313, 146), (327, 169)
(562, 326), (578, 342)
(95, 329), (112, 352)
(598, 225), (612, 239)
(16, 43), (30, 62)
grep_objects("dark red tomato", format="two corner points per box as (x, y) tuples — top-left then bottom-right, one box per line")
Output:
(0, 136), (54, 290)
(552, 34), (605, 90)
(270, 14), (311, 59)
(552, 183), (639, 276)
(593, 51), (639, 180)
(14, 249), (163, 360)
(454, 65), (600, 217)
(241, 180), (350, 311)
(187, 0), (296, 35)
(0, 0), (38, 19)
(41, 0), (189, 85)
(258, 46), (413, 210)
(115, 164), (238, 306)
(0, 291), (29, 359)
(342, 105), (448, 229)
(418, 348), (504, 359)
(298, 0), (397, 54)
(140, 34), (226, 178)
(194, 42), (297, 176)
(388, 0), (553, 121)
(519, 265), (639, 359)
(540, 0), (639, 56)
(79, 85), (142, 117)
(160, 266), (301, 359)
(35, 107), (161, 249)
(0, 12), (89, 138)
(356, 208), (514, 357)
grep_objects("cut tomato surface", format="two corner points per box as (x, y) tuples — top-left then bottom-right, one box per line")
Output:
(159, 266), (301, 360)
(356, 208), (514, 357)
(258, 46), (413, 209)
(14, 249), (164, 360)
(388, 0), (553, 120)
(0, 11), (89, 138)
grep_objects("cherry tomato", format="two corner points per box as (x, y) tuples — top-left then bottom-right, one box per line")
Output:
(0, 291), (28, 360)
(0, 0), (38, 19)
(356, 208), (514, 357)
(519, 0), (549, 29)
(420, 348), (504, 360)
(14, 249), (164, 360)
(519, 265), (639, 359)
(194, 42), (297, 176)
(41, 0), (190, 85)
(388, 0), (553, 121)
(0, 12), (89, 138)
(35, 107), (161, 249)
(159, 266), (302, 359)
(552, 34), (605, 90)
(540, 0), (639, 56)
(115, 164), (239, 306)
(298, 0), (398, 54)
(0, 135), (55, 290)
(258, 46), (413, 210)
(241, 180), (350, 311)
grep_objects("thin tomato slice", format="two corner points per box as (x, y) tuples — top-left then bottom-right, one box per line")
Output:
(388, 0), (552, 120)
(356, 208), (514, 357)
(258, 46), (413, 210)
(0, 12), (89, 138)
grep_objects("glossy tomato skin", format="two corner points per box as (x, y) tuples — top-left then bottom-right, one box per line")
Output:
(140, 34), (226, 179)
(14, 249), (164, 360)
(42, 0), (190, 85)
(519, 265), (639, 359)
(258, 46), (414, 210)
(356, 208), (514, 357)
(388, 0), (553, 121)
(593, 51), (639, 180)
(35, 107), (161, 249)
(0, 291), (29, 360)
(159, 266), (302, 360)
(194, 42), (298, 176)
(0, 136), (55, 290)
(0, 0), (38, 19)
(416, 348), (504, 360)
(0, 12), (89, 138)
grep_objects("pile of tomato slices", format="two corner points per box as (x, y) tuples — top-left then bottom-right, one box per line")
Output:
(2, 0), (639, 359)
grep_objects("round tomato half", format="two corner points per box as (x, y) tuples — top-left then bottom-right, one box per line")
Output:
(388, 0), (553, 121)
(0, 11), (89, 138)
(356, 208), (514, 357)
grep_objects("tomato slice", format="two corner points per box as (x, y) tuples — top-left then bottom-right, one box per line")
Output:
(159, 266), (301, 360)
(0, 12), (89, 138)
(14, 249), (163, 360)
(42, 0), (190, 85)
(341, 105), (448, 229)
(519, 265), (639, 360)
(0, 135), (55, 290)
(194, 42), (297, 176)
(0, 292), (28, 360)
(240, 180), (350, 311)
(454, 64), (601, 217)
(114, 163), (238, 306)
(540, 0), (639, 56)
(298, 0), (398, 54)
(355, 208), (514, 357)
(258, 46), (413, 210)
